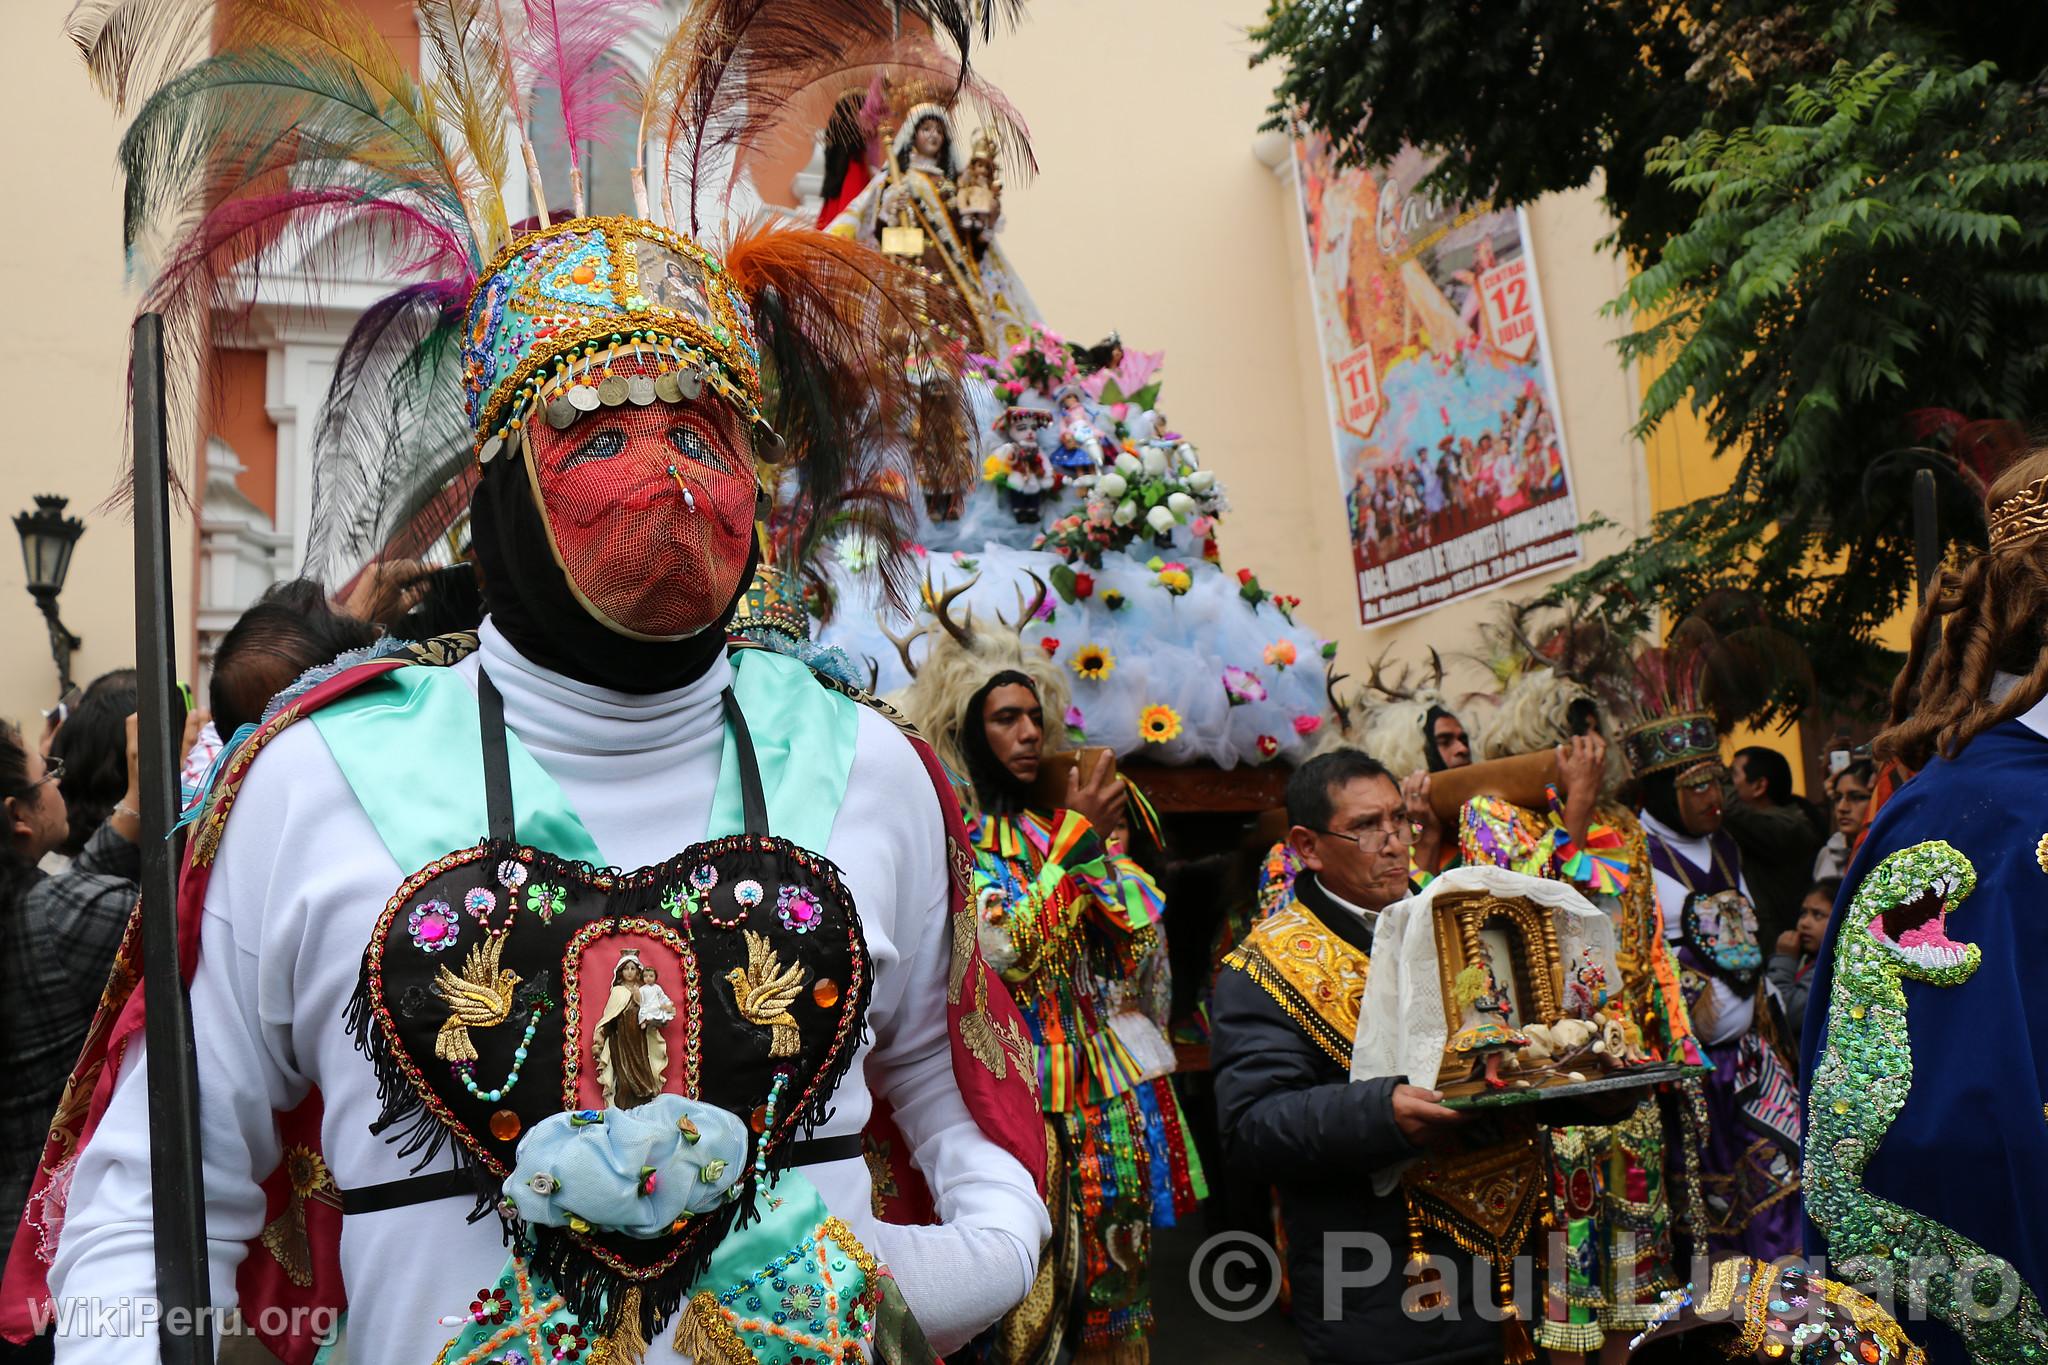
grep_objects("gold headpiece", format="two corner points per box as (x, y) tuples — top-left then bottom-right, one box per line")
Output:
(1988, 475), (2048, 551)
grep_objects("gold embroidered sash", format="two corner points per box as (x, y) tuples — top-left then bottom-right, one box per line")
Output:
(1221, 903), (1370, 1066)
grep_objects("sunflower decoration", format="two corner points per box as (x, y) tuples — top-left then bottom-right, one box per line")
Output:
(1139, 704), (1184, 744)
(1071, 643), (1116, 681)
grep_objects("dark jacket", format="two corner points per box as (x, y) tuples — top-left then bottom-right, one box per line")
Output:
(1210, 875), (1498, 1365)
(1721, 795), (1825, 946)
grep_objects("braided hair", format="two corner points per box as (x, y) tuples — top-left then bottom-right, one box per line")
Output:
(1878, 447), (2048, 769)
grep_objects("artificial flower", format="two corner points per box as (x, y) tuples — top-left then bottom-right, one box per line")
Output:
(1072, 571), (1095, 598)
(1292, 714), (1323, 736)
(1141, 446), (1168, 477)
(1166, 491), (1195, 519)
(1115, 451), (1143, 477)
(1103, 590), (1127, 611)
(1265, 640), (1298, 669)
(1065, 705), (1086, 729)
(1039, 637), (1061, 656)
(1188, 469), (1217, 494)
(1139, 704), (1184, 744)
(1235, 568), (1255, 586)
(1222, 666), (1268, 705)
(1256, 735), (1281, 759)
(1097, 471), (1129, 499)
(1071, 643), (1116, 680)
(1146, 505), (1177, 534)
(1114, 500), (1139, 526)
(1155, 563), (1193, 595)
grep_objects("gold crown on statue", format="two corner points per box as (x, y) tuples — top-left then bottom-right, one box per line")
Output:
(1988, 475), (2048, 551)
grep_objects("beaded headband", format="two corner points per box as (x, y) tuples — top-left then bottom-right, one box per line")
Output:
(1988, 474), (2048, 551)
(1621, 710), (1722, 779)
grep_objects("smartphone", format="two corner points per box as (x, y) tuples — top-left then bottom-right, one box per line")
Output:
(1828, 749), (1851, 775)
(41, 684), (82, 726)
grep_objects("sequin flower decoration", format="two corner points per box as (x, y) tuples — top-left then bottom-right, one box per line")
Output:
(1139, 704), (1183, 744)
(408, 899), (459, 952)
(1222, 665), (1267, 705)
(1071, 644), (1115, 680)
(545, 1322), (588, 1361)
(1264, 640), (1298, 669)
(776, 884), (823, 934)
(496, 859), (528, 891)
(469, 1286), (511, 1325)
(525, 883), (565, 923)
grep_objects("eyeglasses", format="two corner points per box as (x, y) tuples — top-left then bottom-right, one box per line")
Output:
(1313, 818), (1419, 850)
(30, 756), (64, 789)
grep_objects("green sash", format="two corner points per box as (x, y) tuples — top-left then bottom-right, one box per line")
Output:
(310, 649), (860, 871)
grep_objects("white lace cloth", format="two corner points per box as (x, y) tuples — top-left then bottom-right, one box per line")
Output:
(1349, 865), (1606, 1195)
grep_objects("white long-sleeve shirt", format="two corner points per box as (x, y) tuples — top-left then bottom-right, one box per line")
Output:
(51, 622), (1046, 1361)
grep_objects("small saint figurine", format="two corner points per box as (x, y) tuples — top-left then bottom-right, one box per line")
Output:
(1449, 958), (1530, 1090)
(987, 407), (1054, 523)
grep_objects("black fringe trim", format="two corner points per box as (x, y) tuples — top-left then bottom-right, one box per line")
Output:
(344, 832), (875, 1346)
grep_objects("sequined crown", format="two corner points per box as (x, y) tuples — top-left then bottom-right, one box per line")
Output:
(730, 565), (813, 645)
(1621, 710), (1721, 779)
(462, 217), (764, 461)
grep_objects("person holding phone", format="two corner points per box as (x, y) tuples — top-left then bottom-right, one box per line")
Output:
(908, 665), (1203, 1365)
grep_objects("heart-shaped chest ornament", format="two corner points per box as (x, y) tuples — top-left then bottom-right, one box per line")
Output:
(350, 829), (870, 1329)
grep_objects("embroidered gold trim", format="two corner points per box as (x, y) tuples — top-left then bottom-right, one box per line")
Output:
(1222, 903), (1370, 1066)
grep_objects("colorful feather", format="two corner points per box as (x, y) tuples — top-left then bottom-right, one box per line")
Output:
(309, 279), (475, 577)
(419, 0), (514, 256)
(520, 0), (658, 217)
(64, 0), (214, 112)
(723, 218), (978, 605)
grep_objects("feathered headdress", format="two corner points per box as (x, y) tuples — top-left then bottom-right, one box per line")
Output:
(1620, 596), (1812, 781)
(79, 0), (1033, 597)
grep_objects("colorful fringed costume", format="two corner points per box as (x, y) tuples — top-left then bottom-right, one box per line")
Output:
(967, 809), (1203, 1363)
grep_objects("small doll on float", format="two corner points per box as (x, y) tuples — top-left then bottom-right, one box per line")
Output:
(7, 6), (1061, 1365)
(1049, 387), (1105, 474)
(986, 407), (1055, 523)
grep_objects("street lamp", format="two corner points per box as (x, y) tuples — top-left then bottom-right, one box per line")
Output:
(14, 494), (85, 693)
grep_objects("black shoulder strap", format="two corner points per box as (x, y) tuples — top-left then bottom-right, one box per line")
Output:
(477, 669), (516, 844)
(722, 687), (770, 838)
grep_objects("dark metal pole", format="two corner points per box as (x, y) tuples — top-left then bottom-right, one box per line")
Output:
(130, 313), (213, 1364)
(1911, 468), (1939, 605)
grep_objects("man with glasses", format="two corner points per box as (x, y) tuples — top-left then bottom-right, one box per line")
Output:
(1211, 749), (1491, 1365)
(0, 713), (141, 1359)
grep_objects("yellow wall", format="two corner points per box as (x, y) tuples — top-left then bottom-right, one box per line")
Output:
(0, 3), (195, 723)
(972, 0), (1654, 706)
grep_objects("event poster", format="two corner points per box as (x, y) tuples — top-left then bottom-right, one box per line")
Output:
(1291, 134), (1582, 626)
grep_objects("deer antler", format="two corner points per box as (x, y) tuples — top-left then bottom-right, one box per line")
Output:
(880, 617), (930, 679)
(931, 574), (979, 648)
(1324, 660), (1354, 731)
(998, 571), (1050, 632)
(863, 656), (881, 693)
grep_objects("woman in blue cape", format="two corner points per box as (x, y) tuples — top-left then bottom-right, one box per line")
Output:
(1801, 450), (2048, 1365)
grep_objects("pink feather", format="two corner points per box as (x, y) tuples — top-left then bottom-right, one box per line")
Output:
(520, 0), (658, 214)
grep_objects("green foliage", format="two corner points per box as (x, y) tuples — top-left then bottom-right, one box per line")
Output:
(1256, 2), (2048, 710)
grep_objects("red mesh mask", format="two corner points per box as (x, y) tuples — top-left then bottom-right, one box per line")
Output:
(521, 357), (758, 640)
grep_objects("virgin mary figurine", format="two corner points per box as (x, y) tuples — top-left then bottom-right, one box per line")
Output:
(594, 952), (670, 1110)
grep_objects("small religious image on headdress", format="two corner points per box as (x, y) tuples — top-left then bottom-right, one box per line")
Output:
(631, 241), (716, 327)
